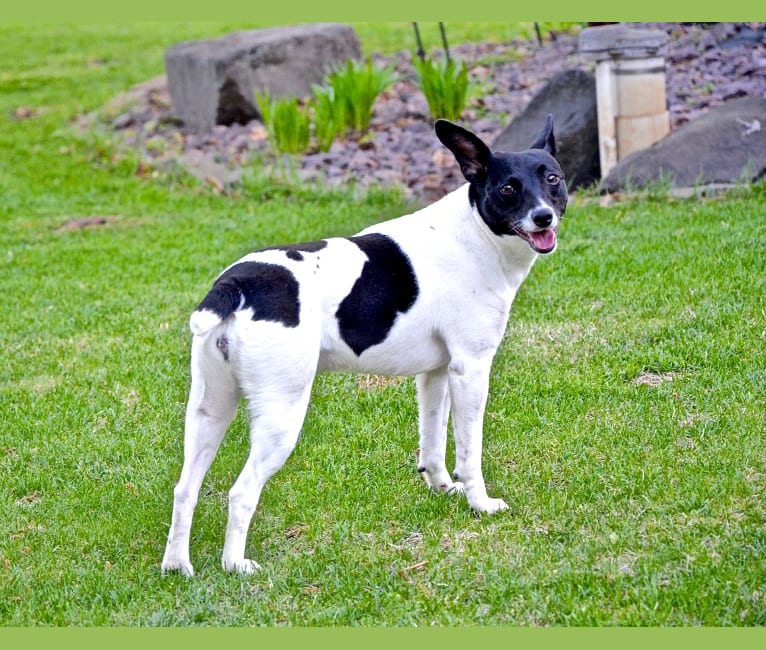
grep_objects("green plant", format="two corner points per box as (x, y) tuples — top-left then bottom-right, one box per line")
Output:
(256, 59), (395, 155)
(324, 58), (396, 134)
(310, 84), (345, 153)
(256, 92), (311, 155)
(413, 56), (471, 122)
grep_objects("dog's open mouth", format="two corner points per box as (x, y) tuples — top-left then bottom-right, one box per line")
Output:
(521, 228), (557, 254)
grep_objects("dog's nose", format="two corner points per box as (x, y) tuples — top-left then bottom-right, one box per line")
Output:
(531, 208), (554, 228)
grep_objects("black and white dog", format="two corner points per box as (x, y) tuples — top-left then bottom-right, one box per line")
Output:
(162, 117), (568, 576)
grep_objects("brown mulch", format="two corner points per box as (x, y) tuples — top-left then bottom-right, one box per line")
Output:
(92, 22), (766, 203)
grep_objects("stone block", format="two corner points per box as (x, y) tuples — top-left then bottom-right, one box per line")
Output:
(612, 57), (668, 117)
(165, 23), (361, 131)
(579, 23), (669, 60)
(616, 112), (670, 160)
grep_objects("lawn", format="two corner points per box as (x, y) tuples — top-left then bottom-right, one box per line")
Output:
(0, 23), (765, 626)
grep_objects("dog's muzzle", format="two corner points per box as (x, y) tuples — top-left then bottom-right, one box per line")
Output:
(526, 228), (557, 254)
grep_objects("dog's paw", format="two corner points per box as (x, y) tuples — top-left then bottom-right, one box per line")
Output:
(420, 466), (462, 495)
(161, 560), (195, 577)
(222, 558), (262, 575)
(430, 479), (465, 496)
(470, 497), (509, 515)
(446, 481), (465, 495)
(422, 474), (465, 498)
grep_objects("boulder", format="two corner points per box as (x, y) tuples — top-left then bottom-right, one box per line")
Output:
(602, 96), (766, 192)
(165, 23), (361, 131)
(492, 69), (600, 191)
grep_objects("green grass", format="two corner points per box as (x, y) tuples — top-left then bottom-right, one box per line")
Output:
(1, 23), (765, 626)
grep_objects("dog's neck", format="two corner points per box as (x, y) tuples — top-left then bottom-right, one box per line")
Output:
(409, 183), (539, 301)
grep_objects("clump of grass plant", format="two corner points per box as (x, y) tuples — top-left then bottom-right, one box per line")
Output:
(256, 93), (312, 155)
(310, 84), (345, 153)
(257, 58), (396, 156)
(323, 58), (396, 134)
(413, 55), (471, 122)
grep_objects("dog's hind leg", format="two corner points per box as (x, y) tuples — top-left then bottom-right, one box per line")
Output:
(220, 384), (313, 574)
(162, 334), (240, 576)
(416, 367), (463, 495)
(220, 326), (318, 574)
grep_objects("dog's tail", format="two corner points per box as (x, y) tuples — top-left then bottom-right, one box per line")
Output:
(189, 279), (243, 337)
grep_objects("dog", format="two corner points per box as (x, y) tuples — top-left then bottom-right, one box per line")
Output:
(161, 116), (568, 575)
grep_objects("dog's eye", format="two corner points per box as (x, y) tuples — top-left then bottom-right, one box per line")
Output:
(499, 184), (516, 196)
(546, 173), (560, 185)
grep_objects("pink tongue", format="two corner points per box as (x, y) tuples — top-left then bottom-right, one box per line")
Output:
(530, 229), (556, 251)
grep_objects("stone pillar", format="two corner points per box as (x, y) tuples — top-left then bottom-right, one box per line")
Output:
(579, 24), (670, 178)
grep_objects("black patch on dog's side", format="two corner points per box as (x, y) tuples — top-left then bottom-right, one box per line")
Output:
(336, 234), (419, 356)
(197, 262), (300, 328)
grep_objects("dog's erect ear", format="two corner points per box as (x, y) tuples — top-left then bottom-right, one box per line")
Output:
(529, 114), (556, 157)
(434, 119), (492, 183)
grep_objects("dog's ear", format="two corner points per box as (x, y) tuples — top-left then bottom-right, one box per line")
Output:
(529, 114), (556, 157)
(434, 119), (492, 183)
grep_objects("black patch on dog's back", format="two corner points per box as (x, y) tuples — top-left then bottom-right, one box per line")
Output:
(336, 234), (419, 356)
(197, 262), (300, 328)
(263, 240), (328, 262)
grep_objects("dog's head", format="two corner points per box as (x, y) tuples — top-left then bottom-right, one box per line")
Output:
(435, 116), (568, 254)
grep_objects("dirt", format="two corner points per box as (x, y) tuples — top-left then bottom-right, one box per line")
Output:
(97, 22), (766, 203)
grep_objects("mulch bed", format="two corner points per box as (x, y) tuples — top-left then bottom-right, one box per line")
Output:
(93, 22), (766, 203)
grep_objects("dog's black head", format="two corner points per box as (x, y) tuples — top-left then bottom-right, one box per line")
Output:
(435, 116), (568, 254)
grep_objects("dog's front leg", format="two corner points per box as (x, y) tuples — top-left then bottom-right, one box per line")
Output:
(448, 356), (509, 515)
(416, 367), (462, 494)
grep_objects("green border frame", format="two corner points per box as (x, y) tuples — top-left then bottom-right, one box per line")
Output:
(2, 627), (766, 646)
(2, 0), (765, 22)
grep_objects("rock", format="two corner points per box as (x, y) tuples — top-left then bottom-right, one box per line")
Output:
(717, 25), (766, 49)
(492, 69), (600, 190)
(164, 23), (361, 131)
(602, 96), (766, 192)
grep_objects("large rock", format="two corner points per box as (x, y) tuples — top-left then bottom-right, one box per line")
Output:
(165, 23), (361, 131)
(602, 96), (766, 192)
(492, 69), (600, 191)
